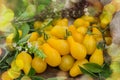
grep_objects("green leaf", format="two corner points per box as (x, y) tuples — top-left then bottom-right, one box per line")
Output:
(29, 46), (46, 59)
(100, 63), (112, 78)
(38, 18), (53, 30)
(13, 26), (20, 42)
(83, 63), (103, 73)
(6, 56), (14, 65)
(0, 51), (9, 63)
(20, 23), (30, 38)
(6, 0), (28, 17)
(17, 34), (31, 44)
(34, 49), (46, 59)
(37, 5), (46, 13)
(18, 4), (36, 20)
(79, 66), (98, 78)
(31, 76), (44, 80)
(28, 67), (36, 77)
(38, 0), (51, 5)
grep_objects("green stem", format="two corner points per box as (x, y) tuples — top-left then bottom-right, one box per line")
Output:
(13, 18), (35, 24)
(37, 18), (53, 31)
(96, 24), (110, 49)
(64, 29), (71, 40)
(0, 51), (9, 63)
(87, 26), (93, 35)
(43, 31), (49, 41)
(14, 50), (19, 59)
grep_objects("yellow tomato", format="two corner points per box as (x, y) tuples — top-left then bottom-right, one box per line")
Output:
(69, 25), (84, 43)
(84, 21), (90, 28)
(21, 76), (31, 80)
(16, 52), (32, 75)
(74, 18), (85, 28)
(37, 37), (45, 45)
(7, 69), (21, 79)
(81, 15), (95, 23)
(15, 59), (24, 70)
(6, 30), (22, 43)
(105, 37), (112, 45)
(89, 48), (104, 66)
(56, 18), (68, 27)
(92, 27), (102, 39)
(34, 21), (42, 30)
(16, 51), (32, 64)
(32, 57), (47, 73)
(1, 71), (13, 80)
(50, 25), (68, 39)
(23, 63), (31, 75)
(83, 34), (97, 55)
(47, 37), (70, 55)
(42, 43), (61, 67)
(67, 36), (87, 60)
(59, 54), (75, 71)
(6, 30), (22, 51)
(29, 32), (39, 42)
(69, 59), (88, 77)
(74, 18), (90, 28)
(77, 26), (88, 36)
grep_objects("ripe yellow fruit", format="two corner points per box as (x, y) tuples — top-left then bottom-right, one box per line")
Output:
(11, 60), (21, 72)
(47, 37), (70, 55)
(42, 43), (61, 67)
(6, 33), (14, 44)
(56, 18), (68, 27)
(59, 55), (75, 71)
(92, 27), (102, 39)
(7, 69), (21, 79)
(84, 21), (90, 28)
(69, 25), (84, 43)
(52, 18), (61, 26)
(95, 37), (103, 43)
(81, 15), (95, 23)
(23, 63), (31, 75)
(6, 30), (22, 43)
(15, 59), (24, 70)
(89, 48), (104, 66)
(105, 37), (112, 45)
(74, 18), (90, 28)
(67, 36), (87, 60)
(50, 25), (68, 39)
(74, 18), (85, 28)
(83, 34), (96, 55)
(69, 59), (88, 77)
(77, 26), (88, 36)
(16, 52), (32, 75)
(32, 57), (47, 73)
(6, 30), (22, 51)
(21, 76), (31, 80)
(29, 32), (39, 42)
(16, 51), (32, 64)
(11, 59), (24, 71)
(34, 21), (42, 30)
(1, 71), (13, 80)
(44, 25), (53, 31)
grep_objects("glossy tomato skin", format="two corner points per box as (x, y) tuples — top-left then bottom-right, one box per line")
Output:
(83, 34), (97, 55)
(89, 48), (104, 66)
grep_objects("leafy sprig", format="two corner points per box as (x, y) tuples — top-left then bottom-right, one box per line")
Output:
(28, 44), (46, 59)
(79, 62), (112, 80)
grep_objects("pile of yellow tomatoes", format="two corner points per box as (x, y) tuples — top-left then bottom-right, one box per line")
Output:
(1, 15), (112, 80)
